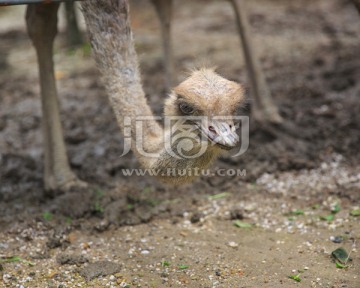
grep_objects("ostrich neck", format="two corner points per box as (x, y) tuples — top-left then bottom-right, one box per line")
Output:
(81, 0), (163, 166)
(82, 0), (219, 181)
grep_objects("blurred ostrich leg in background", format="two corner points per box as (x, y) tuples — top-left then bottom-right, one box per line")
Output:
(229, 0), (282, 124)
(26, 3), (85, 191)
(352, 0), (360, 14)
(151, 0), (174, 91)
(64, 0), (84, 47)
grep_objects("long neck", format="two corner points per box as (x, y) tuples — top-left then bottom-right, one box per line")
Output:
(81, 0), (163, 167)
(82, 0), (220, 183)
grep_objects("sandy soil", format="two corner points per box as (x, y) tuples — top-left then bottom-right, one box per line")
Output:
(0, 0), (359, 287)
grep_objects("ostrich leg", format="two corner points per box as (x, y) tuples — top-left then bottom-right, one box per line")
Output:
(352, 0), (360, 14)
(229, 0), (283, 124)
(64, 0), (84, 47)
(151, 0), (174, 91)
(26, 4), (85, 191)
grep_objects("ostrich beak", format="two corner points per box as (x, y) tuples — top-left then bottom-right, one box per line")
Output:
(202, 119), (239, 150)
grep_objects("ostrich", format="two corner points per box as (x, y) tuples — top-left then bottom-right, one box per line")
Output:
(81, 0), (245, 184)
(18, 0), (360, 190)
(22, 0), (244, 190)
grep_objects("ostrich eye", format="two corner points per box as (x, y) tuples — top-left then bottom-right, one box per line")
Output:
(179, 103), (194, 115)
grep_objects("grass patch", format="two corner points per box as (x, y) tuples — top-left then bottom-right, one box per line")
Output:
(335, 261), (349, 269)
(320, 203), (341, 222)
(142, 187), (152, 194)
(161, 260), (170, 267)
(288, 274), (301, 282)
(65, 217), (72, 225)
(208, 192), (231, 200)
(0, 256), (34, 266)
(233, 220), (253, 228)
(42, 212), (53, 221)
(289, 209), (304, 216)
(320, 214), (334, 221)
(94, 189), (105, 213)
(331, 203), (341, 214)
(350, 209), (360, 216)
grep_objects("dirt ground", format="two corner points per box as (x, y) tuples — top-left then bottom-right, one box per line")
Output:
(0, 0), (360, 287)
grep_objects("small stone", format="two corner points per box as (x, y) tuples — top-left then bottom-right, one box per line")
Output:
(109, 275), (116, 281)
(82, 242), (91, 250)
(330, 235), (343, 243)
(47, 271), (59, 279)
(46, 237), (63, 249)
(94, 220), (110, 232)
(230, 208), (244, 220)
(79, 261), (122, 281)
(3, 274), (11, 283)
(141, 250), (150, 255)
(228, 241), (238, 248)
(56, 254), (88, 265)
(0, 243), (9, 249)
(190, 212), (202, 223)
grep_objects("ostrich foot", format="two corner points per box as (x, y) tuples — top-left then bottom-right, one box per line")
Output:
(252, 106), (283, 126)
(45, 172), (88, 195)
(58, 177), (88, 191)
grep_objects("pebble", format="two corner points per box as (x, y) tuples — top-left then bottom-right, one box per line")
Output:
(3, 274), (11, 283)
(109, 275), (116, 281)
(0, 243), (9, 249)
(330, 236), (343, 243)
(141, 250), (150, 255)
(227, 241), (238, 248)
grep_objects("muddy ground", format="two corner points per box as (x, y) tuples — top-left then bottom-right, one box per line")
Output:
(0, 0), (360, 287)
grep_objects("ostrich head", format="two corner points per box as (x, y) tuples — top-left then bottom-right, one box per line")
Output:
(164, 68), (245, 152)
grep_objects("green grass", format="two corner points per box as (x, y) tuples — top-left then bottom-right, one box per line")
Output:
(161, 260), (170, 267)
(208, 192), (231, 200)
(288, 274), (301, 282)
(233, 220), (253, 228)
(0, 256), (34, 266)
(42, 212), (53, 221)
